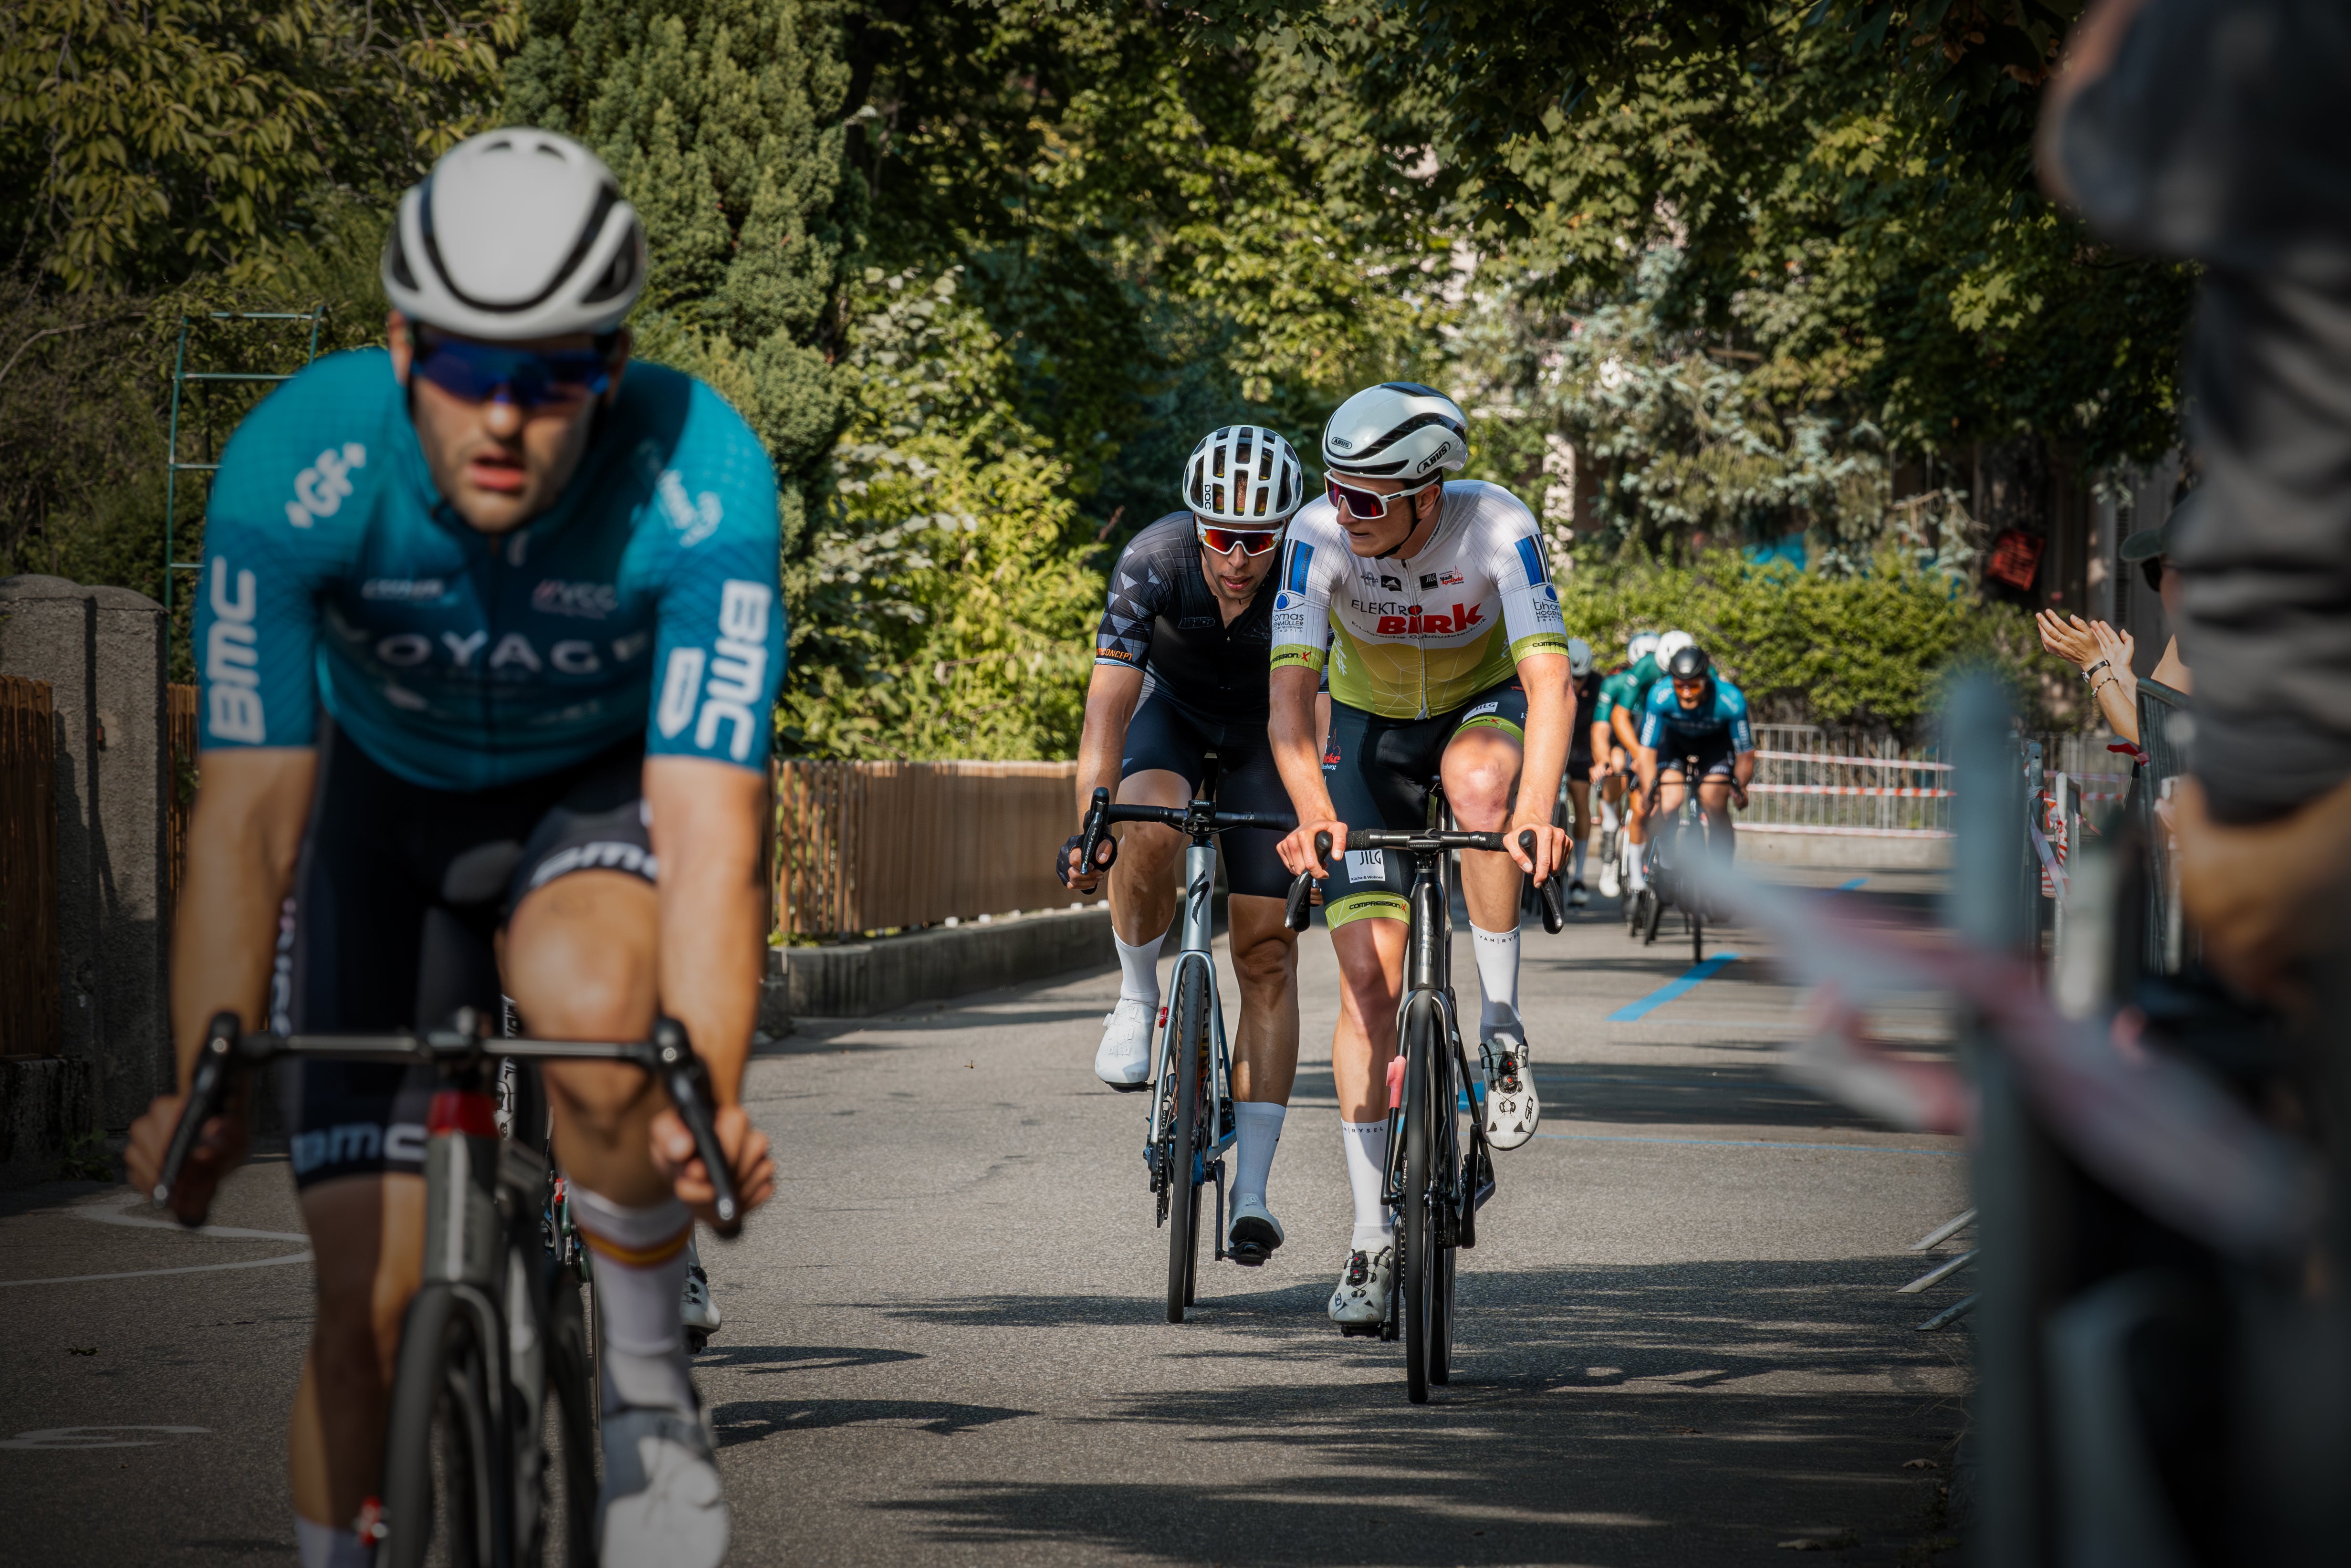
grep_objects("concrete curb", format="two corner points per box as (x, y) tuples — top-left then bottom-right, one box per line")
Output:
(762, 905), (1116, 1022)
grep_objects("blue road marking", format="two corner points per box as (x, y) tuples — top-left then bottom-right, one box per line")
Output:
(1607, 952), (1741, 1022)
(1532, 1132), (1962, 1158)
(1836, 876), (1868, 892)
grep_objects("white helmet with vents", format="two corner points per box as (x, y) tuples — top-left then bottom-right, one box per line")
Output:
(383, 129), (647, 341)
(1320, 382), (1470, 480)
(1627, 631), (1661, 665)
(1184, 426), (1306, 525)
(1654, 629), (1696, 672)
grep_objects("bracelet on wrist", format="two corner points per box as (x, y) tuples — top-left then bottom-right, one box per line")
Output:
(2081, 658), (2110, 682)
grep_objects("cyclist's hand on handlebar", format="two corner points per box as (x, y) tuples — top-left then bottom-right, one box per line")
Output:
(1278, 819), (1346, 878)
(1508, 816), (1570, 884)
(1058, 832), (1116, 892)
(126, 1091), (247, 1224)
(652, 1104), (774, 1229)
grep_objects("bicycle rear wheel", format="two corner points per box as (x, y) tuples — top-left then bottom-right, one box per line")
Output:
(1401, 1006), (1443, 1404)
(383, 1286), (503, 1568)
(527, 1271), (598, 1567)
(1165, 962), (1210, 1323)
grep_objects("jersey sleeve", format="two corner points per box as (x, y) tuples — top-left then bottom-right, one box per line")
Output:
(1095, 540), (1170, 671)
(1269, 528), (1333, 675)
(1723, 684), (1754, 753)
(191, 372), (369, 751)
(1637, 685), (1667, 750)
(1478, 498), (1571, 665)
(646, 406), (784, 770)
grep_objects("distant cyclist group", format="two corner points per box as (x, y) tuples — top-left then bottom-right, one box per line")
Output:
(126, 125), (1759, 1567)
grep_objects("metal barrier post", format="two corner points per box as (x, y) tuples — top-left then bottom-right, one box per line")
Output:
(1949, 677), (2052, 1568)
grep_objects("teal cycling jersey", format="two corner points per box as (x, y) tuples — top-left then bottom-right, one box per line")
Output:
(193, 349), (784, 790)
(1637, 675), (1755, 754)
(1591, 654), (1661, 726)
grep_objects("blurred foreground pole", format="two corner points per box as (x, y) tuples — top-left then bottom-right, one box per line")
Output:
(1947, 674), (2051, 1568)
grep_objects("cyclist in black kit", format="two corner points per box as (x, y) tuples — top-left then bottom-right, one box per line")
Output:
(1061, 425), (1305, 1265)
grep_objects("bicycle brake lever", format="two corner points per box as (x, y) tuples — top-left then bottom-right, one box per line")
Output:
(1520, 829), (1567, 934)
(1284, 830), (1331, 933)
(1076, 786), (1112, 889)
(154, 1011), (241, 1221)
(654, 1018), (743, 1238)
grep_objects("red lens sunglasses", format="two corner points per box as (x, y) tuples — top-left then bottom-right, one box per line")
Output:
(1326, 475), (1442, 520)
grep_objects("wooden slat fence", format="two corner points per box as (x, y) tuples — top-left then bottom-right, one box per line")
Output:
(168, 683), (198, 915)
(774, 760), (1081, 938)
(1, 676), (61, 1058)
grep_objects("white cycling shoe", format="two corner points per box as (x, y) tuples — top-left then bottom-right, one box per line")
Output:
(1226, 1195), (1285, 1266)
(1598, 857), (1621, 899)
(1094, 997), (1155, 1090)
(1483, 1030), (1540, 1150)
(598, 1403), (729, 1568)
(680, 1255), (721, 1354)
(1329, 1244), (1394, 1328)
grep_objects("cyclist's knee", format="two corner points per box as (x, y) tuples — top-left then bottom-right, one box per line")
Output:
(506, 872), (656, 1039)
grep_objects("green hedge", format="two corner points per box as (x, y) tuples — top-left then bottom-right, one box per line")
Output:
(1557, 550), (2080, 738)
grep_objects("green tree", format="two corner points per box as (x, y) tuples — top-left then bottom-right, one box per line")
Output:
(505, 0), (860, 557)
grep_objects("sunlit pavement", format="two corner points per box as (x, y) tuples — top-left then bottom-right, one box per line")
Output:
(0, 865), (1969, 1566)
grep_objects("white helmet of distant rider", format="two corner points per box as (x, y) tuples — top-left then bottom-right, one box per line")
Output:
(1321, 382), (1470, 482)
(383, 129), (647, 341)
(1185, 426), (1306, 526)
(1566, 637), (1595, 679)
(1654, 629), (1696, 672)
(1627, 631), (1661, 666)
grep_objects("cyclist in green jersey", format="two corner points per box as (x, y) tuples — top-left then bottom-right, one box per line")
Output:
(1589, 631), (1658, 898)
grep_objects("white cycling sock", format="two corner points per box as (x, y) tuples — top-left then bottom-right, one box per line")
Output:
(571, 1187), (695, 1416)
(1340, 1119), (1392, 1253)
(1601, 800), (1621, 834)
(1232, 1100), (1285, 1208)
(295, 1518), (372, 1568)
(1571, 839), (1588, 882)
(1471, 924), (1521, 1037)
(1114, 931), (1164, 1009)
(1627, 837), (1648, 891)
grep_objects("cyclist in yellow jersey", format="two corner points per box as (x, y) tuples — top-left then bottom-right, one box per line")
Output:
(1267, 383), (1574, 1328)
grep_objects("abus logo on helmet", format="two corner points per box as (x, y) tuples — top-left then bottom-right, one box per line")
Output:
(1329, 437), (1354, 451)
(1414, 439), (1454, 474)
(285, 445), (367, 529)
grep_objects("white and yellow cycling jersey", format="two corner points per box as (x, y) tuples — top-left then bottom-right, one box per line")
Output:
(1270, 480), (1569, 718)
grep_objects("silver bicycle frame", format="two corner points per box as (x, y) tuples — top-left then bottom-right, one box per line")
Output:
(1148, 837), (1236, 1162)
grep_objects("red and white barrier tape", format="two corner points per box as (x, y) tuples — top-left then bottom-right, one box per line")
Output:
(1754, 750), (1954, 771)
(1747, 783), (1954, 798)
(1682, 856), (2319, 1264)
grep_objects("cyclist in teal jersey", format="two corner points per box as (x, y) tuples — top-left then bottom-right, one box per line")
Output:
(1593, 634), (1661, 895)
(125, 130), (777, 1568)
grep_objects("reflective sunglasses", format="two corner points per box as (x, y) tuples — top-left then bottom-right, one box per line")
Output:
(1193, 519), (1286, 556)
(411, 331), (614, 410)
(1326, 475), (1441, 521)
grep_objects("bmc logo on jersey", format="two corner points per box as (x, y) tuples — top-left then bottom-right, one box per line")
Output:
(532, 579), (619, 619)
(656, 581), (772, 762)
(206, 557), (266, 742)
(285, 445), (367, 529)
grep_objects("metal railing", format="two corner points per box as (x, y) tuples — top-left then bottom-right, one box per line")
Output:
(1742, 724), (1953, 837)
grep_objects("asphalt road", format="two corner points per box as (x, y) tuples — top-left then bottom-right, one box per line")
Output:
(0, 865), (1972, 1567)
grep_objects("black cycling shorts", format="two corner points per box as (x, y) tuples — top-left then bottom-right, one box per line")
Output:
(284, 726), (656, 1190)
(1319, 680), (1527, 927)
(1649, 730), (1738, 789)
(1119, 692), (1292, 900)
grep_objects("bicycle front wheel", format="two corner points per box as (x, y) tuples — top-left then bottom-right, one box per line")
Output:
(1165, 961), (1211, 1324)
(382, 1286), (503, 1568)
(527, 1270), (598, 1567)
(1401, 1007), (1443, 1404)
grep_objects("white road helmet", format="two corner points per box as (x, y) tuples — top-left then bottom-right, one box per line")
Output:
(1184, 426), (1306, 524)
(1567, 637), (1595, 678)
(1654, 629), (1696, 672)
(1627, 631), (1660, 665)
(383, 129), (647, 340)
(1321, 382), (1470, 481)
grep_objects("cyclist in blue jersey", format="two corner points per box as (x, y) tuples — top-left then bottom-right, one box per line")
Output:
(123, 130), (777, 1568)
(1634, 644), (1756, 860)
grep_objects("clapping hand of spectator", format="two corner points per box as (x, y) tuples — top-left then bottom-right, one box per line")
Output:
(2037, 608), (2119, 671)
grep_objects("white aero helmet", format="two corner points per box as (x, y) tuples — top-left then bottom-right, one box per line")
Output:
(1566, 637), (1595, 678)
(1627, 631), (1660, 665)
(1654, 629), (1696, 672)
(383, 129), (647, 340)
(1185, 426), (1306, 525)
(1321, 382), (1470, 481)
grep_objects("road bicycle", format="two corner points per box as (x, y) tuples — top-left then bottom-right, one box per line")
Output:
(1285, 800), (1564, 1403)
(155, 1009), (742, 1568)
(1076, 771), (1294, 1324)
(1640, 751), (1730, 963)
